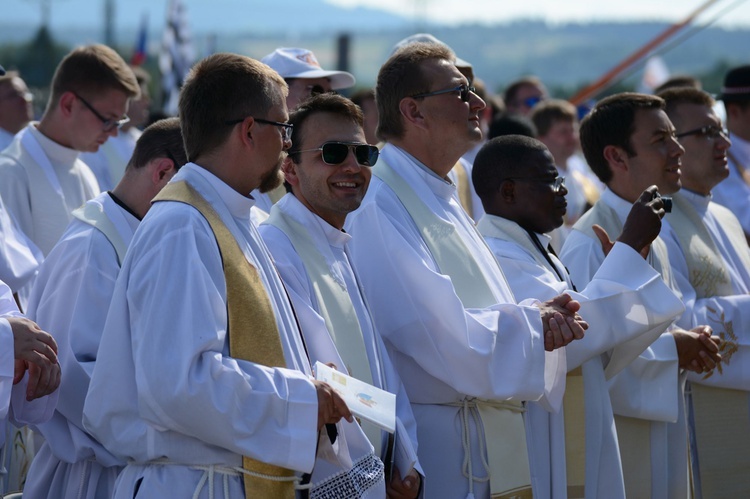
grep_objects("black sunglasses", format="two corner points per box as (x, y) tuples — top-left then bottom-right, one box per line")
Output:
(291, 142), (379, 167)
(224, 117), (294, 141)
(411, 84), (476, 103)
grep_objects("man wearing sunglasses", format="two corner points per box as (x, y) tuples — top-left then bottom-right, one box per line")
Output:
(259, 93), (421, 498)
(659, 87), (750, 498)
(83, 53), (362, 499)
(0, 45), (140, 257)
(22, 118), (185, 499)
(249, 47), (357, 220)
(560, 92), (722, 499)
(345, 41), (589, 498)
(504, 76), (549, 117)
(474, 134), (685, 499)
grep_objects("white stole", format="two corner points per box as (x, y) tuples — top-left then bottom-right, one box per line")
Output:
(71, 199), (128, 265)
(266, 204), (383, 451)
(375, 158), (533, 498)
(1, 128), (71, 255)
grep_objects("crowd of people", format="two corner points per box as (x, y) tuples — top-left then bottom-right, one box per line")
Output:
(0, 31), (746, 499)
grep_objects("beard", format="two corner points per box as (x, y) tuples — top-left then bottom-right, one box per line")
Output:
(258, 158), (284, 193)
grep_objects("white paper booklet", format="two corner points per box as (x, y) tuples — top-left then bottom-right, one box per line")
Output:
(314, 361), (396, 433)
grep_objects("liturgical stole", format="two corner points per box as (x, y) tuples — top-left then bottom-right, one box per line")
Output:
(669, 192), (750, 497)
(266, 205), (383, 451)
(153, 181), (296, 499)
(375, 159), (532, 498)
(71, 200), (128, 266)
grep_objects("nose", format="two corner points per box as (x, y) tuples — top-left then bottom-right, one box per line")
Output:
(282, 136), (292, 151)
(470, 92), (486, 112)
(717, 133), (731, 152)
(669, 135), (685, 157)
(557, 183), (568, 196)
(341, 147), (362, 172)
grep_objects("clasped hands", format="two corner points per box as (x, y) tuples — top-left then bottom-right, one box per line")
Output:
(9, 316), (60, 400)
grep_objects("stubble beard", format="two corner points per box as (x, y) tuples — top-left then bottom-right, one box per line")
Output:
(258, 158), (284, 193)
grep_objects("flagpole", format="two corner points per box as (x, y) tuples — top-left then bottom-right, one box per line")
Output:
(569, 0), (722, 105)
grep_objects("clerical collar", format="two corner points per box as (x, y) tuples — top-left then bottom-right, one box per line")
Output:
(678, 189), (711, 211)
(397, 146), (454, 185)
(28, 122), (79, 165)
(107, 191), (142, 221)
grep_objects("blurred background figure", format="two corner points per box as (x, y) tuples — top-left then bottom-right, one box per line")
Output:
(504, 76), (548, 117)
(0, 71), (34, 151)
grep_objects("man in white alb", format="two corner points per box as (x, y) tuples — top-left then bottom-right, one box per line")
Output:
(345, 42), (588, 498)
(24, 118), (186, 499)
(560, 92), (722, 499)
(259, 93), (422, 498)
(0, 44), (140, 256)
(711, 65), (750, 243)
(83, 53), (381, 499)
(473, 134), (685, 498)
(659, 86), (750, 497)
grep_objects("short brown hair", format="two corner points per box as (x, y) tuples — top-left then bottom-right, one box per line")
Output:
(580, 92), (664, 184)
(530, 99), (577, 137)
(504, 77), (546, 106)
(658, 87), (715, 118)
(375, 42), (454, 141)
(126, 117), (186, 171)
(288, 93), (363, 163)
(178, 53), (287, 163)
(49, 45), (140, 108)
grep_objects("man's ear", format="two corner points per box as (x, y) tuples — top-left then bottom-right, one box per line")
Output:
(499, 179), (516, 203)
(240, 117), (255, 148)
(281, 155), (298, 187)
(152, 157), (176, 184)
(399, 97), (426, 130)
(603, 145), (628, 173)
(58, 92), (76, 119)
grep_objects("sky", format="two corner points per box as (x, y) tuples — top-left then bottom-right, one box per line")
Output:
(330, 0), (750, 27)
(4, 0), (750, 31)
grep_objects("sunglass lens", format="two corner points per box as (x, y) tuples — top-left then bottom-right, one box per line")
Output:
(321, 143), (350, 164)
(355, 145), (378, 166)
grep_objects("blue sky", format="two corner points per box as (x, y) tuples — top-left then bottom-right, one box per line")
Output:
(5, 0), (749, 32)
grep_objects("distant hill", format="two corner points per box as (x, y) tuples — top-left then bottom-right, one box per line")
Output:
(2, 12), (748, 96)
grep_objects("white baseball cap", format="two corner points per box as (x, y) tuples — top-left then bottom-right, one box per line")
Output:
(261, 48), (355, 90)
(390, 33), (473, 71)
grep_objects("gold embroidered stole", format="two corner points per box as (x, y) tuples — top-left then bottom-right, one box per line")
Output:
(452, 160), (474, 216)
(669, 192), (750, 497)
(154, 181), (296, 499)
(375, 159), (533, 498)
(266, 205), (382, 451)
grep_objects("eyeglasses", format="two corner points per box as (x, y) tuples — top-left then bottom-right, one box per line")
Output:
(506, 176), (566, 193)
(675, 125), (728, 141)
(225, 117), (294, 141)
(411, 84), (476, 103)
(290, 142), (379, 167)
(73, 93), (129, 132)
